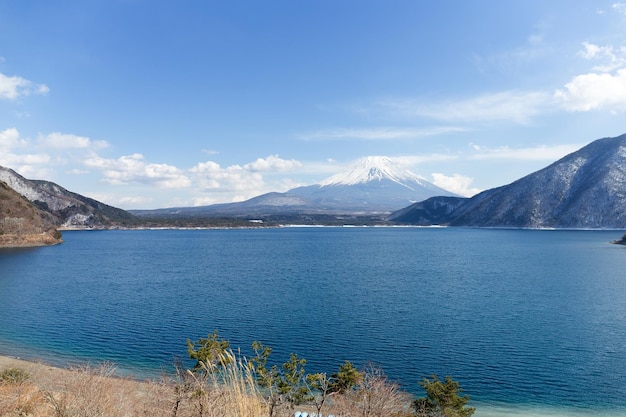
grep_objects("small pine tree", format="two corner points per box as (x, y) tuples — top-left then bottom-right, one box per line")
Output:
(413, 375), (475, 417)
(186, 329), (231, 371)
(330, 360), (362, 394)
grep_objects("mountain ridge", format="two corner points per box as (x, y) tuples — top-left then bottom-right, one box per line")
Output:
(0, 166), (136, 229)
(389, 133), (626, 228)
(0, 180), (63, 247)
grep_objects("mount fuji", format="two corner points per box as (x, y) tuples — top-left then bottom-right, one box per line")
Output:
(131, 156), (457, 220)
(288, 156), (457, 212)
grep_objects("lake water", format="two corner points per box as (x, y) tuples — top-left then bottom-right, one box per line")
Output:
(1, 228), (625, 416)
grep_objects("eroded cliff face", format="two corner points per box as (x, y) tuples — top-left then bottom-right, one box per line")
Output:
(0, 181), (62, 248)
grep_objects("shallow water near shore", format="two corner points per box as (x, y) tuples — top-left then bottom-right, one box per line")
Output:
(1, 228), (625, 416)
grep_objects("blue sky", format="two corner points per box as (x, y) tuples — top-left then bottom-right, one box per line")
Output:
(1, 1), (626, 209)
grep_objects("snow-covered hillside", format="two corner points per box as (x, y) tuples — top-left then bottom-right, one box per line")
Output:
(390, 133), (626, 228)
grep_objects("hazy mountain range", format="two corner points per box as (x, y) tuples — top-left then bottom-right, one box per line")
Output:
(3, 133), (626, 235)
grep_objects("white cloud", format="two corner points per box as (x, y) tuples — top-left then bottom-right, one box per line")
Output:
(0, 72), (49, 100)
(188, 155), (308, 204)
(0, 128), (52, 176)
(39, 132), (109, 150)
(0, 127), (27, 150)
(300, 126), (467, 141)
(469, 143), (581, 161)
(0, 129), (306, 207)
(555, 68), (626, 111)
(84, 153), (191, 188)
(555, 42), (626, 112)
(244, 155), (302, 171)
(431, 173), (481, 197)
(190, 160), (264, 193)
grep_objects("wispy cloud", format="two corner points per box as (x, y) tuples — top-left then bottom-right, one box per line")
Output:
(472, 25), (551, 75)
(39, 132), (109, 150)
(577, 42), (626, 72)
(377, 91), (552, 125)
(613, 2), (626, 17)
(243, 155), (302, 172)
(0, 72), (49, 100)
(300, 126), (468, 141)
(392, 154), (459, 167)
(469, 143), (581, 161)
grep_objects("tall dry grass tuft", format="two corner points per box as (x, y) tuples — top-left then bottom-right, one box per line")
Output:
(158, 349), (267, 417)
(192, 350), (266, 417)
(45, 363), (137, 417)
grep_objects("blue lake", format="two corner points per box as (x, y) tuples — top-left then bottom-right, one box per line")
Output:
(1, 228), (626, 416)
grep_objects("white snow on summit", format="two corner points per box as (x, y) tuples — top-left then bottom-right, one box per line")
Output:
(319, 156), (427, 188)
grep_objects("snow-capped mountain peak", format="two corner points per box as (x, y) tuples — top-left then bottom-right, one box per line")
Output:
(319, 156), (424, 187)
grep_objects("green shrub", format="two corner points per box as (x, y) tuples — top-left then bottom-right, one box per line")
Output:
(0, 368), (30, 384)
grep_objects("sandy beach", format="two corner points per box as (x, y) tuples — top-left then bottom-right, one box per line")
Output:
(0, 354), (74, 388)
(0, 353), (168, 416)
(4, 354), (626, 417)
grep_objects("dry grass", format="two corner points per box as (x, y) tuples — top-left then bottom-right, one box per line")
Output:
(0, 354), (415, 417)
(0, 362), (161, 417)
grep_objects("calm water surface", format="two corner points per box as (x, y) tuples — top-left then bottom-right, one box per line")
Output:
(1, 228), (625, 416)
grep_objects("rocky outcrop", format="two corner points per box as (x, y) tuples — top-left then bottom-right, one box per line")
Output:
(611, 234), (626, 245)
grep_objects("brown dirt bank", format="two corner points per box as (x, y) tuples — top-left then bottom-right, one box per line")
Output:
(0, 232), (63, 248)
